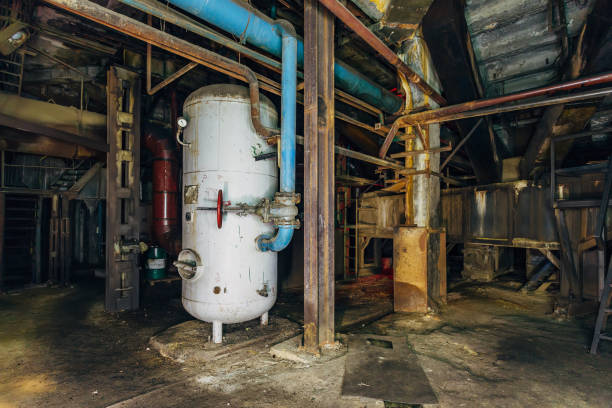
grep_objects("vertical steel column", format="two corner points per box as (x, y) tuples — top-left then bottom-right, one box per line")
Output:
(48, 194), (60, 283)
(304, 0), (335, 352)
(34, 196), (43, 284)
(59, 196), (72, 285)
(105, 66), (141, 312)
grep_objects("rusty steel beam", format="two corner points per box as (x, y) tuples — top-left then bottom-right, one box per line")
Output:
(147, 59), (198, 95)
(440, 118), (483, 171)
(317, 0), (446, 106)
(304, 0), (335, 353)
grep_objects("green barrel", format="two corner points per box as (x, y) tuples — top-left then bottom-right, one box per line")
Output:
(145, 246), (167, 280)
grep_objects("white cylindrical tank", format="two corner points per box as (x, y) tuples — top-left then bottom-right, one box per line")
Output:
(180, 84), (278, 341)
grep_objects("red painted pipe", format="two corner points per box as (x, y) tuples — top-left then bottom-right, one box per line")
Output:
(144, 132), (179, 254)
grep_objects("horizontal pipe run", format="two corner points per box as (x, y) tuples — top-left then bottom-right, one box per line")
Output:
(118, 0), (284, 73)
(121, 0), (384, 118)
(399, 72), (612, 126)
(381, 83), (612, 157)
(165, 0), (403, 113)
(401, 87), (612, 126)
(317, 0), (446, 107)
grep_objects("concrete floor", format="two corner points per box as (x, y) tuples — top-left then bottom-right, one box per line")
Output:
(1, 279), (612, 407)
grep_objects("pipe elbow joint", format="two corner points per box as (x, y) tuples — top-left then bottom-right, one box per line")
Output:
(273, 19), (296, 38)
(256, 226), (295, 252)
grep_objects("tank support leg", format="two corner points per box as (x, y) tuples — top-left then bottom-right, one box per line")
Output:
(260, 312), (269, 326)
(212, 320), (223, 343)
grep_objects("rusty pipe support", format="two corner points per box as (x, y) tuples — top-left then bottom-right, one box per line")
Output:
(316, 0), (446, 107)
(40, 0), (277, 140)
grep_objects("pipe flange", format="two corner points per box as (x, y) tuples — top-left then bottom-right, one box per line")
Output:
(273, 218), (301, 229)
(274, 191), (300, 205)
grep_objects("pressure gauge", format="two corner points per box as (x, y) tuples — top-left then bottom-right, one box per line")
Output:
(177, 116), (188, 129)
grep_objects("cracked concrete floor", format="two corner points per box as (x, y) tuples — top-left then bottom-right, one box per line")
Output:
(1, 279), (611, 407)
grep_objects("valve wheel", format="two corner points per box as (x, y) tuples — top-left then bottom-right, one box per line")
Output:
(217, 189), (223, 229)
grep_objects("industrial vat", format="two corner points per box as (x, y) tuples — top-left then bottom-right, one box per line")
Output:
(178, 84), (278, 342)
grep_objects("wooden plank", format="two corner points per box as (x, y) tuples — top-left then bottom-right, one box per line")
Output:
(538, 248), (561, 270)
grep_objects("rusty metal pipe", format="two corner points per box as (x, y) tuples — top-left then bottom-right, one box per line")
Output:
(317, 0), (446, 107)
(41, 0), (277, 139)
(401, 86), (612, 126)
(379, 73), (612, 157)
(400, 72), (612, 126)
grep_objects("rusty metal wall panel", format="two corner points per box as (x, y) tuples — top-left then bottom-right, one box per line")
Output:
(442, 181), (559, 246)
(469, 188), (511, 241)
(394, 227), (428, 313)
(441, 190), (465, 241)
(514, 186), (557, 243)
(358, 193), (405, 237)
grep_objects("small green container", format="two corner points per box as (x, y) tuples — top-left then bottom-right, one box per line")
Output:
(145, 246), (167, 280)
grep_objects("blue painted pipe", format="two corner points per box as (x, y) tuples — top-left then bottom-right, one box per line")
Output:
(257, 21), (297, 252)
(164, 0), (403, 114)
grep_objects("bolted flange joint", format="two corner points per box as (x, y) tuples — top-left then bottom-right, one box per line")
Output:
(256, 192), (300, 228)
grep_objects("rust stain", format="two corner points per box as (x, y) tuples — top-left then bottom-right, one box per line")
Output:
(303, 322), (319, 354)
(394, 281), (427, 312)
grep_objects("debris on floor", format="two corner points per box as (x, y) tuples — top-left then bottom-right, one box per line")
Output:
(150, 317), (301, 364)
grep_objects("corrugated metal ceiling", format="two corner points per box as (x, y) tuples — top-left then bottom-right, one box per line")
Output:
(465, 0), (594, 98)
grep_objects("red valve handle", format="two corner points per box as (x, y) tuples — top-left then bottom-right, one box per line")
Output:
(217, 189), (223, 229)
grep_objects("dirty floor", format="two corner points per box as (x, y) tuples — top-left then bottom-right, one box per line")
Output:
(1, 278), (612, 407)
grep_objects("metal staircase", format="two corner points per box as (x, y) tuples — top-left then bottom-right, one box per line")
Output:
(49, 158), (97, 191)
